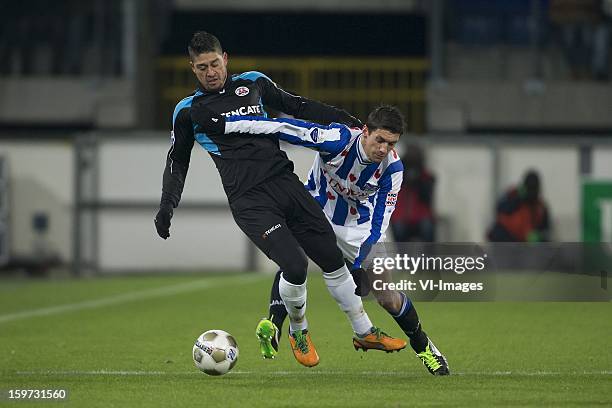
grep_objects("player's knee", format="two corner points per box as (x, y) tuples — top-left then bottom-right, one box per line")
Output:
(305, 240), (344, 273)
(268, 241), (308, 285)
(374, 291), (402, 314)
(317, 251), (345, 274)
(279, 255), (308, 285)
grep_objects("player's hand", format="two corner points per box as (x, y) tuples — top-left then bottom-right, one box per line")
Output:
(154, 203), (173, 239)
(190, 105), (226, 135)
(350, 268), (371, 296)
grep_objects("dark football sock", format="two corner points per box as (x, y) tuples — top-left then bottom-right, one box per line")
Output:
(391, 292), (429, 353)
(268, 269), (288, 337)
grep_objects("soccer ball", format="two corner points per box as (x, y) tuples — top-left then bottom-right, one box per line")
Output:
(192, 330), (239, 376)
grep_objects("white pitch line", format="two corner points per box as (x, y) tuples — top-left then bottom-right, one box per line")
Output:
(17, 370), (172, 376)
(15, 370), (612, 377)
(0, 275), (264, 324)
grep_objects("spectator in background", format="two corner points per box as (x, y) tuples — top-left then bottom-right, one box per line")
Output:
(488, 170), (551, 242)
(593, 0), (612, 80)
(550, 0), (611, 80)
(391, 145), (436, 242)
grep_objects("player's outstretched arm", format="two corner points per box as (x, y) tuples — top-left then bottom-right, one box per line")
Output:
(225, 115), (353, 156)
(254, 72), (363, 128)
(189, 102), (355, 156)
(155, 108), (195, 240)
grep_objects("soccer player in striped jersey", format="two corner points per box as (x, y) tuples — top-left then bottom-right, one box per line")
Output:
(160, 32), (408, 368)
(193, 105), (449, 375)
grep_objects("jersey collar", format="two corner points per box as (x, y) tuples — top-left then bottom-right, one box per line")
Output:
(196, 76), (231, 96)
(356, 134), (374, 165)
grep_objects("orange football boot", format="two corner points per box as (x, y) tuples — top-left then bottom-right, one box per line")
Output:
(352, 327), (407, 353)
(288, 329), (319, 367)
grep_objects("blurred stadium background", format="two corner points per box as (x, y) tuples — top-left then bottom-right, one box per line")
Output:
(0, 0), (611, 277)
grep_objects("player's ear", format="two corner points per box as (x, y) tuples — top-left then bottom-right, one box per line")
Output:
(222, 52), (228, 66)
(362, 125), (369, 138)
(190, 60), (196, 74)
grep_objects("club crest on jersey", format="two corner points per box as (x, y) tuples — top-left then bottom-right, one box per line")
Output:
(170, 130), (175, 145)
(310, 128), (319, 142)
(235, 86), (250, 97)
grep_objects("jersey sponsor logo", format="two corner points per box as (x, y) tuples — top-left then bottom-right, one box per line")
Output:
(262, 223), (282, 239)
(310, 128), (319, 142)
(330, 178), (362, 199)
(170, 130), (175, 145)
(326, 173), (374, 201)
(386, 192), (398, 206)
(220, 105), (263, 117)
(235, 86), (250, 96)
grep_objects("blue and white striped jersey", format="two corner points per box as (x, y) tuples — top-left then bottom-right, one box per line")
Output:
(225, 115), (403, 268)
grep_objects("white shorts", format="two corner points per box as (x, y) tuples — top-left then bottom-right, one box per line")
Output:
(330, 221), (388, 265)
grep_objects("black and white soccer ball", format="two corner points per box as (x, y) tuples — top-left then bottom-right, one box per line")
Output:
(192, 330), (239, 376)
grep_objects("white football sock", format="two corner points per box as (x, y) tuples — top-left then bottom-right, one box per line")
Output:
(278, 274), (308, 333)
(323, 264), (373, 336)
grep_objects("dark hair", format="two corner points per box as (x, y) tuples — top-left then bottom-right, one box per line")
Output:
(522, 169), (541, 201)
(366, 105), (405, 135)
(188, 31), (223, 60)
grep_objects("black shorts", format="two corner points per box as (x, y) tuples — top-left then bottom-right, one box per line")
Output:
(229, 171), (344, 275)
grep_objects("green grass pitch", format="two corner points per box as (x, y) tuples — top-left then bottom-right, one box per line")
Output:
(0, 273), (610, 407)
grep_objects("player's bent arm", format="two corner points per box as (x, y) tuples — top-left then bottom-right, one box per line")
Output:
(160, 108), (195, 208)
(225, 115), (352, 156)
(255, 73), (362, 128)
(353, 164), (403, 269)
